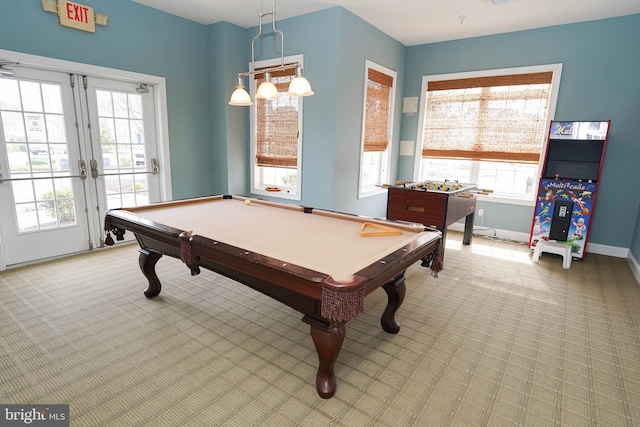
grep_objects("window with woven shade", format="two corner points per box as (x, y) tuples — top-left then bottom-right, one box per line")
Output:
(255, 66), (299, 168)
(250, 55), (305, 201)
(364, 68), (393, 153)
(359, 61), (396, 198)
(416, 64), (562, 199)
(422, 72), (553, 163)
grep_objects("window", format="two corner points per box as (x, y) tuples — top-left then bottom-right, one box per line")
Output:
(416, 65), (562, 202)
(250, 55), (304, 200)
(359, 61), (396, 198)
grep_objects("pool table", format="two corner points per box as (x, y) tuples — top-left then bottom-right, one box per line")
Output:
(104, 195), (442, 398)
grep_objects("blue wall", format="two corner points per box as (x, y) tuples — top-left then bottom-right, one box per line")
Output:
(207, 22), (249, 197)
(332, 9), (405, 217)
(400, 15), (640, 252)
(0, 2), (638, 260)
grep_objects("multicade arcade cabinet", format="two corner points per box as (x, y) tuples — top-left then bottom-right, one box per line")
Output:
(529, 120), (610, 260)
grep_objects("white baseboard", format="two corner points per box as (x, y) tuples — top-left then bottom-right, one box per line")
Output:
(448, 223), (629, 258)
(448, 223), (530, 244)
(585, 242), (629, 258)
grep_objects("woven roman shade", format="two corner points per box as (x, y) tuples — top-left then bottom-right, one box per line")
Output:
(255, 66), (299, 168)
(422, 72), (553, 163)
(364, 69), (393, 152)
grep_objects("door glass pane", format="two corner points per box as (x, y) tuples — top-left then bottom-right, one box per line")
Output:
(107, 194), (121, 209)
(0, 77), (77, 233)
(105, 175), (120, 195)
(25, 112), (46, 142)
(53, 178), (76, 226)
(30, 147), (52, 172)
(42, 84), (63, 114)
(12, 180), (35, 203)
(117, 146), (132, 169)
(99, 117), (115, 142)
(113, 92), (128, 118)
(1, 111), (27, 143)
(15, 203), (38, 232)
(102, 143), (117, 170)
(134, 174), (148, 191)
(0, 79), (21, 109)
(50, 143), (69, 172)
(96, 90), (113, 116)
(37, 199), (57, 229)
(129, 95), (142, 119)
(136, 192), (149, 205)
(34, 178), (54, 203)
(96, 89), (149, 209)
(20, 81), (43, 112)
(133, 145), (145, 168)
(120, 174), (134, 193)
(46, 114), (66, 142)
(115, 118), (131, 144)
(7, 143), (29, 172)
(121, 193), (136, 207)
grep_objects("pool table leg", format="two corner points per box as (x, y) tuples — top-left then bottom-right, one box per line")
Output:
(304, 317), (346, 399)
(381, 274), (406, 334)
(139, 248), (163, 298)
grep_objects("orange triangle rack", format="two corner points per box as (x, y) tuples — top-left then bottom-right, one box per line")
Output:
(359, 222), (403, 237)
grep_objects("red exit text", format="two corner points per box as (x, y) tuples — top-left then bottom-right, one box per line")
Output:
(66, 2), (90, 24)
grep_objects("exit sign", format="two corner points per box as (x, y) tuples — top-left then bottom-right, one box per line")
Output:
(58, 0), (95, 33)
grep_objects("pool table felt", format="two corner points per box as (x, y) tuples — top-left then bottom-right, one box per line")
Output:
(125, 197), (435, 283)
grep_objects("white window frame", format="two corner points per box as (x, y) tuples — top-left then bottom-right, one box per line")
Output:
(414, 64), (563, 206)
(358, 60), (396, 199)
(249, 54), (304, 201)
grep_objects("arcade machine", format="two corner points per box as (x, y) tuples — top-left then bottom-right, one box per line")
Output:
(529, 120), (610, 264)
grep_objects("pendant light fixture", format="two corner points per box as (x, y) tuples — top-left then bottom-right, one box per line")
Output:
(228, 0), (314, 106)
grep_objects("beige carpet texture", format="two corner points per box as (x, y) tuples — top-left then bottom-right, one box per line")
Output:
(1, 232), (639, 426)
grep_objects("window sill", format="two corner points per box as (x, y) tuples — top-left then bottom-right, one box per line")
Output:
(358, 187), (387, 199)
(251, 188), (301, 202)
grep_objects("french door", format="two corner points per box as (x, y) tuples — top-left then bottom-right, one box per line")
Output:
(0, 57), (167, 268)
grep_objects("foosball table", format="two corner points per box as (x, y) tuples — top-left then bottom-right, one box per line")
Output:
(385, 180), (491, 259)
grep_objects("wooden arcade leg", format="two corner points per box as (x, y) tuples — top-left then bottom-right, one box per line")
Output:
(138, 248), (163, 297)
(304, 317), (346, 399)
(381, 275), (406, 334)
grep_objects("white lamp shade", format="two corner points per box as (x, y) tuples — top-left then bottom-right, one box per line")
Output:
(256, 81), (279, 99)
(229, 86), (252, 106)
(287, 76), (314, 96)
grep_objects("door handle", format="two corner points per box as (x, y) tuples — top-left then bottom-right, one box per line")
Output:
(90, 159), (99, 179)
(78, 160), (87, 179)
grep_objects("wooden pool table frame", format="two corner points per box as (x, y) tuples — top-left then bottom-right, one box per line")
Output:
(104, 195), (442, 398)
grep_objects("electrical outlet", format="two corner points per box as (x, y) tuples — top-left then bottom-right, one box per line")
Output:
(478, 208), (484, 217)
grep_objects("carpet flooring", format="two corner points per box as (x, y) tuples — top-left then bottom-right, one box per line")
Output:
(1, 232), (639, 426)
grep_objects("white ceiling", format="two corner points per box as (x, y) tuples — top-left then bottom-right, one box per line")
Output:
(132, 0), (640, 46)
